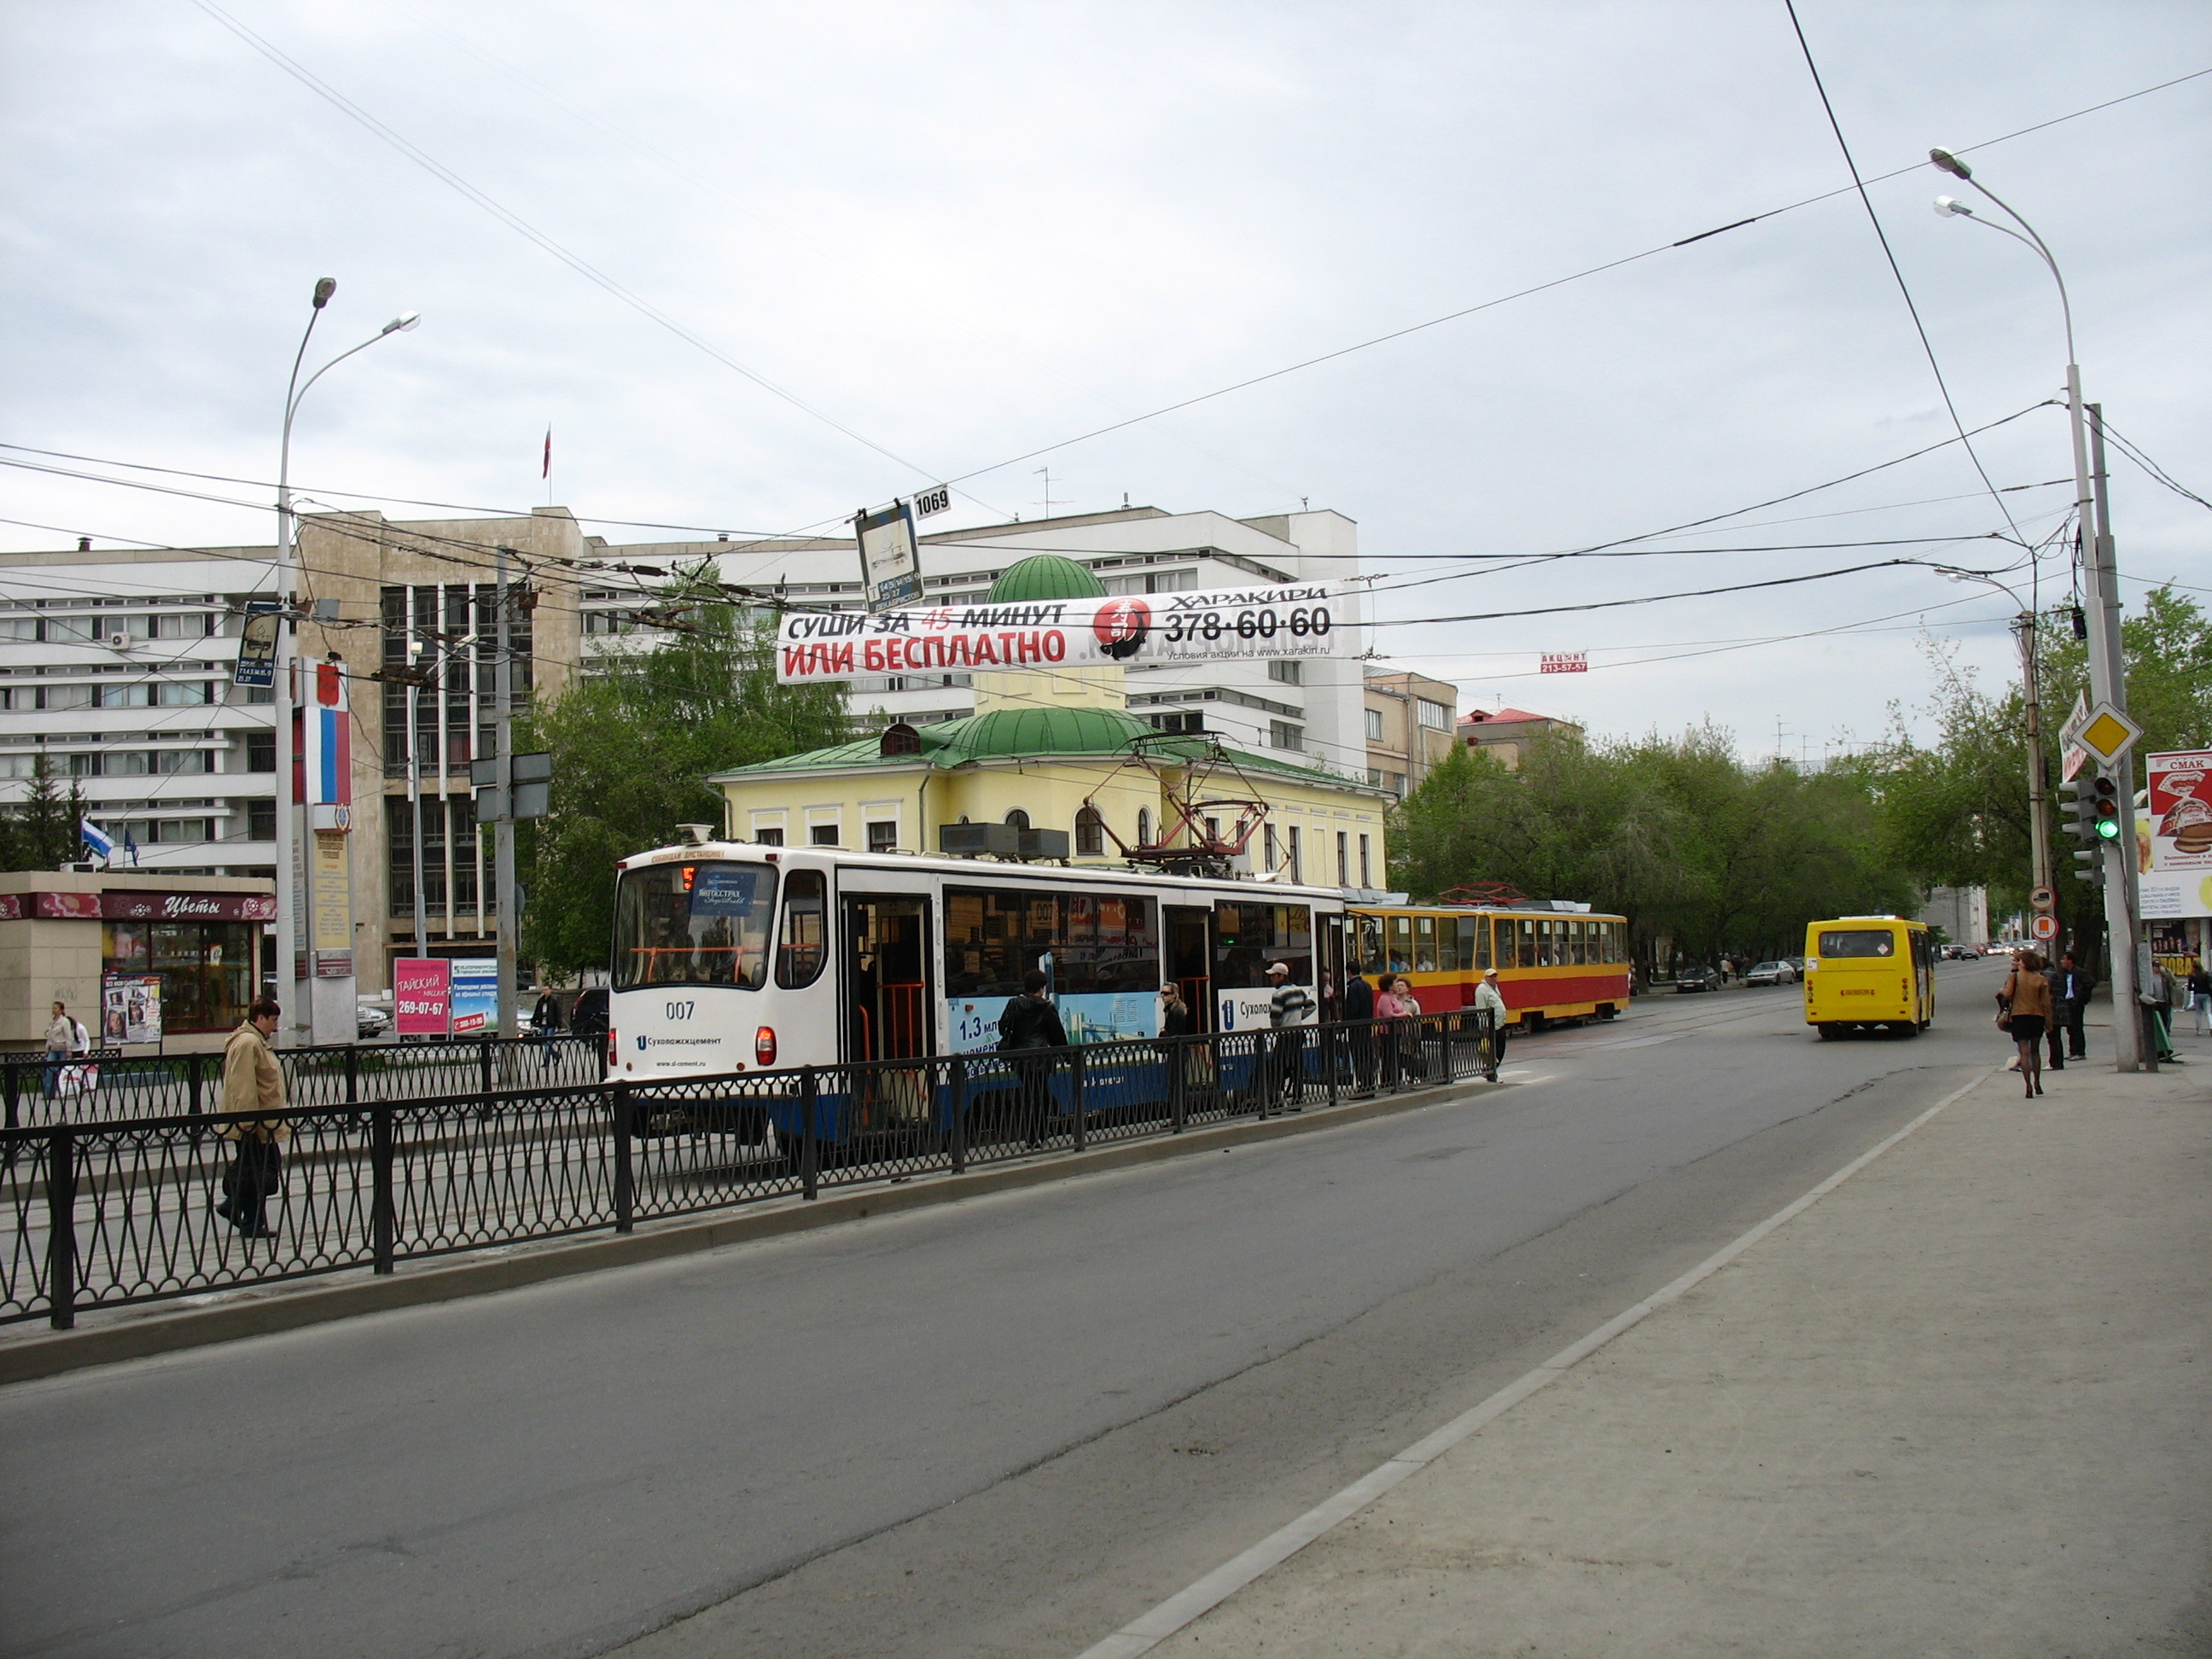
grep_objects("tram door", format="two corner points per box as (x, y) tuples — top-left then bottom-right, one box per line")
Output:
(1320, 913), (1348, 1020)
(1165, 905), (1214, 1031)
(842, 894), (934, 1062)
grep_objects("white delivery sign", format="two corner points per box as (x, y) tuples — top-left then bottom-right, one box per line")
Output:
(775, 583), (1346, 684)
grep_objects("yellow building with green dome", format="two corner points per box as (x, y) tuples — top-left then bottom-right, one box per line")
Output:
(712, 554), (1394, 889)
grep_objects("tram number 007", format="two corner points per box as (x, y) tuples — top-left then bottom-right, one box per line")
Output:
(1161, 605), (1332, 645)
(664, 1001), (696, 1022)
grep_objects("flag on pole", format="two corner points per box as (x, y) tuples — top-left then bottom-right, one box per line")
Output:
(542, 427), (552, 480)
(123, 830), (140, 867)
(79, 818), (114, 864)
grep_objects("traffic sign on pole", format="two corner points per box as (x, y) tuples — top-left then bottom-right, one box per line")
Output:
(2030, 913), (2058, 942)
(2029, 885), (2055, 913)
(2070, 700), (2143, 769)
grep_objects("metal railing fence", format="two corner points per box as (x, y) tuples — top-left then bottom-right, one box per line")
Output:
(0, 1035), (605, 1129)
(0, 1010), (1495, 1330)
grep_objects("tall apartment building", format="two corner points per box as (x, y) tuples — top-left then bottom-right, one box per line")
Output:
(1, 499), (1366, 1002)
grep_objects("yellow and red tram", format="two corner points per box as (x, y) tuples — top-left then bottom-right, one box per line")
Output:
(1348, 904), (1632, 1029)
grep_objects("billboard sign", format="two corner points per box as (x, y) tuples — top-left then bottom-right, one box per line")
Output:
(101, 973), (162, 1045)
(2138, 749), (2212, 919)
(234, 601), (281, 688)
(776, 583), (1348, 684)
(393, 957), (452, 1037)
(449, 957), (498, 1034)
(856, 499), (924, 613)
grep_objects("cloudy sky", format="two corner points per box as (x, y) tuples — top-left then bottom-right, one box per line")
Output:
(3, 2), (2206, 757)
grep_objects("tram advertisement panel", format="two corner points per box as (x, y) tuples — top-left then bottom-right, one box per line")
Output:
(776, 584), (1348, 683)
(943, 886), (1162, 1053)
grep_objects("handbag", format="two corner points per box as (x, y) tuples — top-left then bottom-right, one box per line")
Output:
(1994, 979), (2014, 1033)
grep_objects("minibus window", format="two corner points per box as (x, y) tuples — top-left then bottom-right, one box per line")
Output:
(1818, 929), (1895, 958)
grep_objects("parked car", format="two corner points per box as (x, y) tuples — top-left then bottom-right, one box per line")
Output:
(568, 987), (609, 1042)
(1743, 959), (1798, 986)
(356, 1003), (392, 1039)
(1675, 964), (1724, 993)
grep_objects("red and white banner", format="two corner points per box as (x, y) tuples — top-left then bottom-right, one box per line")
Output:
(393, 957), (453, 1037)
(1540, 652), (1586, 673)
(774, 583), (1348, 684)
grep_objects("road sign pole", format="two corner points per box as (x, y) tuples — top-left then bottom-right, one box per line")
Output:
(495, 546), (519, 1040)
(2086, 405), (2145, 1070)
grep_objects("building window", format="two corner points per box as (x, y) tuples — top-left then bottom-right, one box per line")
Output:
(1417, 698), (1450, 731)
(810, 824), (841, 847)
(866, 819), (897, 853)
(1147, 712), (1204, 735)
(1074, 806), (1105, 858)
(1359, 834), (1371, 888)
(1336, 830), (1349, 886)
(1287, 826), (1301, 884)
(1365, 707), (1384, 742)
(1004, 808), (1031, 830)
(1263, 823), (1278, 870)
(1137, 807), (1152, 847)
(1268, 660), (1302, 685)
(754, 826), (784, 847)
(249, 798), (276, 841)
(1269, 721), (1303, 752)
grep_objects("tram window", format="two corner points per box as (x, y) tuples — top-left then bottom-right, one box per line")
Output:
(1385, 914), (1412, 972)
(1516, 919), (1538, 969)
(775, 869), (828, 987)
(1569, 921), (1586, 966)
(1414, 914), (1438, 973)
(1440, 915), (1461, 974)
(1464, 917), (1488, 971)
(614, 861), (774, 991)
(1356, 915), (1383, 975)
(945, 887), (1159, 998)
(1215, 900), (1313, 987)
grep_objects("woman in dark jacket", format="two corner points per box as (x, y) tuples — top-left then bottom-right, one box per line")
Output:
(998, 971), (1068, 1147)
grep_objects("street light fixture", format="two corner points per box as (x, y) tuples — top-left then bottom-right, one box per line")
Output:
(1928, 150), (2144, 1068)
(271, 282), (420, 1047)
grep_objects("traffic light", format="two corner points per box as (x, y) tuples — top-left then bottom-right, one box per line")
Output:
(2060, 773), (2098, 880)
(2059, 772), (2122, 882)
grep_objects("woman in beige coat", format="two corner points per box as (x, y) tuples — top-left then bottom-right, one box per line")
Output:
(2000, 951), (2053, 1098)
(217, 998), (288, 1237)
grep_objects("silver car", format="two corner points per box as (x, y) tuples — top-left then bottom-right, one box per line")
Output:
(1743, 959), (1798, 986)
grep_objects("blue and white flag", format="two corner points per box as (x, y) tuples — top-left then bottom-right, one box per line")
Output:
(122, 830), (140, 867)
(79, 818), (115, 864)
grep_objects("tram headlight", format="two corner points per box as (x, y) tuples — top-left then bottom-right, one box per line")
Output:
(755, 1026), (777, 1066)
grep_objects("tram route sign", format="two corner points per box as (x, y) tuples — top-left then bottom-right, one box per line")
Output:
(775, 582), (1349, 684)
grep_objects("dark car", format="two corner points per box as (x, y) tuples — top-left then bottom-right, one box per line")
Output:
(568, 987), (609, 1042)
(1675, 964), (1724, 993)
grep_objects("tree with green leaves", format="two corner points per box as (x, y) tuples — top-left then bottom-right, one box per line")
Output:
(518, 578), (850, 976)
(0, 753), (90, 873)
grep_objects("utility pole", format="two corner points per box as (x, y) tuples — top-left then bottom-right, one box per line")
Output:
(2087, 404), (2150, 1068)
(494, 547), (519, 1039)
(406, 637), (428, 959)
(2013, 612), (2053, 899)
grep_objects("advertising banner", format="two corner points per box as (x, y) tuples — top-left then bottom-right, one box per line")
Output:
(2139, 749), (2212, 919)
(393, 957), (452, 1037)
(311, 830), (353, 978)
(449, 957), (498, 1034)
(856, 499), (924, 613)
(233, 601), (281, 689)
(775, 583), (1348, 684)
(101, 973), (162, 1045)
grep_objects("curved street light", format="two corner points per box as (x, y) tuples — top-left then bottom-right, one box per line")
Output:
(1928, 148), (2143, 1067)
(271, 282), (420, 1045)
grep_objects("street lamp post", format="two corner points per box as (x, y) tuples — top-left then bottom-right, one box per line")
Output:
(1931, 148), (2145, 1070)
(272, 284), (420, 1045)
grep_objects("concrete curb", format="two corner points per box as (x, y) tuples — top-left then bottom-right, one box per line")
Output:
(1, 1074), (1491, 1387)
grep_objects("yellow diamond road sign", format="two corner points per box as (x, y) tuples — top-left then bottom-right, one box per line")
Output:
(2072, 701), (2143, 766)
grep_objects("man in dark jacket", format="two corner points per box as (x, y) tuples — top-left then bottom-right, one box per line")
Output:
(2052, 952), (2095, 1062)
(998, 970), (1068, 1147)
(1343, 972), (1376, 1097)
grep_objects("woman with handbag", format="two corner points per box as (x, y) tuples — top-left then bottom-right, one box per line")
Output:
(1998, 950), (2053, 1098)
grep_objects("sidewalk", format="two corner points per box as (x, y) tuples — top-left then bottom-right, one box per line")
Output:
(1154, 1062), (2212, 1657)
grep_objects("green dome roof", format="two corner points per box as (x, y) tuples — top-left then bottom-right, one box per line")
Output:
(987, 554), (1105, 603)
(958, 706), (1153, 756)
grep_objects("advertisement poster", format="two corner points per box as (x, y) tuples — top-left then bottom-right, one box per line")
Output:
(393, 958), (452, 1037)
(942, 991), (1163, 1055)
(2139, 750), (2212, 919)
(101, 973), (162, 1045)
(777, 583), (1347, 684)
(449, 957), (498, 1034)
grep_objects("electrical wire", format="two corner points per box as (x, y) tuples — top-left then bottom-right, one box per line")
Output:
(2097, 418), (2212, 512)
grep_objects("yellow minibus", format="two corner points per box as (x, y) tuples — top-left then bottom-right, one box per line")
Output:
(1802, 916), (1934, 1039)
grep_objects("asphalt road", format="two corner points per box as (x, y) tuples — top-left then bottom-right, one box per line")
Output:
(0, 963), (2015, 1659)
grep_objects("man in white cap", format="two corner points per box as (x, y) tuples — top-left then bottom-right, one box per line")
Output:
(1264, 961), (1315, 1109)
(1472, 967), (1510, 1083)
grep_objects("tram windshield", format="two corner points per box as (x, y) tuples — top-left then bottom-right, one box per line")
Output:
(614, 861), (776, 990)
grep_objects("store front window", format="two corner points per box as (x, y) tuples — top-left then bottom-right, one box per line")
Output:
(104, 919), (257, 1033)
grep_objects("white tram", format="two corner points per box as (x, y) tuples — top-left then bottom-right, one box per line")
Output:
(608, 837), (1347, 1103)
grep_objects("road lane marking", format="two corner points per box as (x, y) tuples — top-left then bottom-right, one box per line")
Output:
(1070, 1062), (2001, 1659)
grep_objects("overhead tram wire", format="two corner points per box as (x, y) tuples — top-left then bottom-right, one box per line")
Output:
(2095, 418), (2212, 513)
(924, 71), (2209, 492)
(188, 0), (1011, 522)
(1782, 0), (2030, 572)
